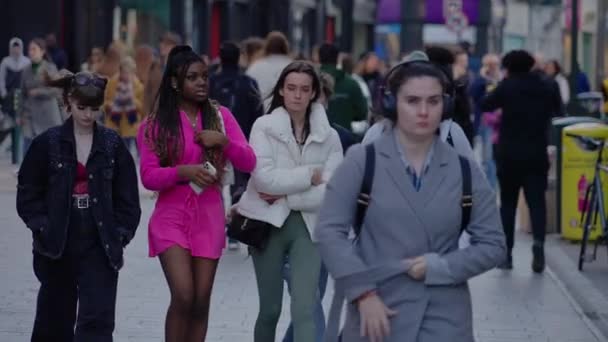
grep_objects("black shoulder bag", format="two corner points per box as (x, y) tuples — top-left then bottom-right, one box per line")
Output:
(227, 213), (273, 251)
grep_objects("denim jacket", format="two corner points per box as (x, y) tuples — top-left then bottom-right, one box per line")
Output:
(17, 117), (141, 270)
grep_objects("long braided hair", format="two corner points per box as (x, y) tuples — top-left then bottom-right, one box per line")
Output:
(144, 46), (225, 179)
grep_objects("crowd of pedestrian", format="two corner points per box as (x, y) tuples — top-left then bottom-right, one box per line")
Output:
(4, 28), (585, 342)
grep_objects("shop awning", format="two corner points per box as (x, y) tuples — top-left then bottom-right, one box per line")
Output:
(376, 0), (480, 25)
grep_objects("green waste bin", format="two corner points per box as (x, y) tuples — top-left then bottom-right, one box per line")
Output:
(551, 116), (603, 233)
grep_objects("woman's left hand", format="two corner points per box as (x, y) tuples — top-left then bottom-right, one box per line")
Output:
(195, 130), (229, 148)
(405, 256), (427, 281)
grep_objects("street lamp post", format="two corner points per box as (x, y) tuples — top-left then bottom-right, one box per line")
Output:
(567, 0), (581, 115)
(400, 0), (424, 54)
(340, 0), (354, 52)
(170, 0), (185, 39)
(476, 0), (492, 57)
(596, 0), (606, 88)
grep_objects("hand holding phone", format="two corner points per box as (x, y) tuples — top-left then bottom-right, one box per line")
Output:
(189, 162), (217, 194)
(178, 162), (217, 194)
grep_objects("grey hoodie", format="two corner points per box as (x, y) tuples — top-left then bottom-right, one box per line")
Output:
(0, 38), (31, 97)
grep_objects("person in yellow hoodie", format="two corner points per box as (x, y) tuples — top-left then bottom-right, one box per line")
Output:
(104, 56), (143, 154)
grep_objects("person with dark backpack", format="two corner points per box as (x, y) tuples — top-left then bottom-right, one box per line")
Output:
(210, 41), (264, 249)
(315, 51), (505, 342)
(210, 41), (264, 140)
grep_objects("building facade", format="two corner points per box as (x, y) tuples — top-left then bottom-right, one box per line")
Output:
(0, 0), (377, 71)
(0, 0), (116, 71)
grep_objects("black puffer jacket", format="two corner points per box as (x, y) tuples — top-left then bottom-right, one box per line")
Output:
(481, 72), (563, 168)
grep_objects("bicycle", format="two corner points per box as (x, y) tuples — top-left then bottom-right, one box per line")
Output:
(567, 133), (608, 271)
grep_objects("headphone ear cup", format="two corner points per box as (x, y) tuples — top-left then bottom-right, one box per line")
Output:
(442, 94), (454, 119)
(382, 90), (397, 120)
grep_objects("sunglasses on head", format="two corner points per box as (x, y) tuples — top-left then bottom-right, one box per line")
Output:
(72, 73), (107, 89)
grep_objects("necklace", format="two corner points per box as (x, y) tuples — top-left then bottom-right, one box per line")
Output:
(291, 119), (308, 146)
(186, 114), (198, 129)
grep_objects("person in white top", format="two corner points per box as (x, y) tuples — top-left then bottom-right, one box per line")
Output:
(237, 61), (342, 342)
(245, 31), (293, 112)
(544, 60), (570, 105)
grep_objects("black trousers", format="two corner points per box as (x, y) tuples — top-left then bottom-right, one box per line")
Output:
(31, 207), (118, 342)
(497, 163), (547, 253)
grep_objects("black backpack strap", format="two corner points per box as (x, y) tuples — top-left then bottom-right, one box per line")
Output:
(354, 144), (375, 238)
(447, 130), (454, 147)
(459, 155), (472, 234)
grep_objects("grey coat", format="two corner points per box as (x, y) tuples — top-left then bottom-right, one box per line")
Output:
(314, 130), (506, 342)
(20, 60), (63, 138)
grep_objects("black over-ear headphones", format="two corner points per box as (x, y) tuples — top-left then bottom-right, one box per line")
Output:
(380, 60), (455, 121)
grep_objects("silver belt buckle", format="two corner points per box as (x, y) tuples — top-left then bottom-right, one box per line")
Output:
(74, 195), (90, 209)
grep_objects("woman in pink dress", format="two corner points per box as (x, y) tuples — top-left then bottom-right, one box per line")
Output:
(137, 45), (256, 342)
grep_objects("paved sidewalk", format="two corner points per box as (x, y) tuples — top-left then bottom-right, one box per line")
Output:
(0, 192), (604, 342)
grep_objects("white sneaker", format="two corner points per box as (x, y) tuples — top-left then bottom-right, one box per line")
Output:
(228, 241), (239, 251)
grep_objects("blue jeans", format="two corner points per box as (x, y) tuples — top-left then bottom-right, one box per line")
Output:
(282, 258), (328, 342)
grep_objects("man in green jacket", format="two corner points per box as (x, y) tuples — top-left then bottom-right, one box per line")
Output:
(319, 43), (368, 131)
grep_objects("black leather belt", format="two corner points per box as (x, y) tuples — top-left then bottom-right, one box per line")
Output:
(73, 195), (90, 209)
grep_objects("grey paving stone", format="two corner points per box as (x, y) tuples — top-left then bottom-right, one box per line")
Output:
(0, 193), (603, 341)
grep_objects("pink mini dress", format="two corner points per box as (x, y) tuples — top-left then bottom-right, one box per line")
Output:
(137, 106), (256, 259)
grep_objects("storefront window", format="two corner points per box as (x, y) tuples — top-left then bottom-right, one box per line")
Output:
(117, 0), (170, 49)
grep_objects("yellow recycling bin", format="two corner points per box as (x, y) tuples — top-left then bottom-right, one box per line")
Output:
(561, 123), (608, 241)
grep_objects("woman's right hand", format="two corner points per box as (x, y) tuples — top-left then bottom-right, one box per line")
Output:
(259, 193), (283, 204)
(357, 293), (397, 342)
(177, 165), (217, 188)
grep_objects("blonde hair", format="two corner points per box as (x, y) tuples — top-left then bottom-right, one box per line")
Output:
(120, 56), (136, 73)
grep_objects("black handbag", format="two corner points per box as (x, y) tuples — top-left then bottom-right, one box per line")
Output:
(227, 213), (272, 250)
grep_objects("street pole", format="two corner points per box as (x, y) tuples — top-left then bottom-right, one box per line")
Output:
(196, 0), (211, 55)
(567, 0), (581, 115)
(596, 0), (606, 88)
(528, 1), (535, 52)
(316, 0), (326, 45)
(340, 0), (354, 52)
(170, 0), (185, 39)
(476, 0), (491, 57)
(400, 0), (424, 55)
